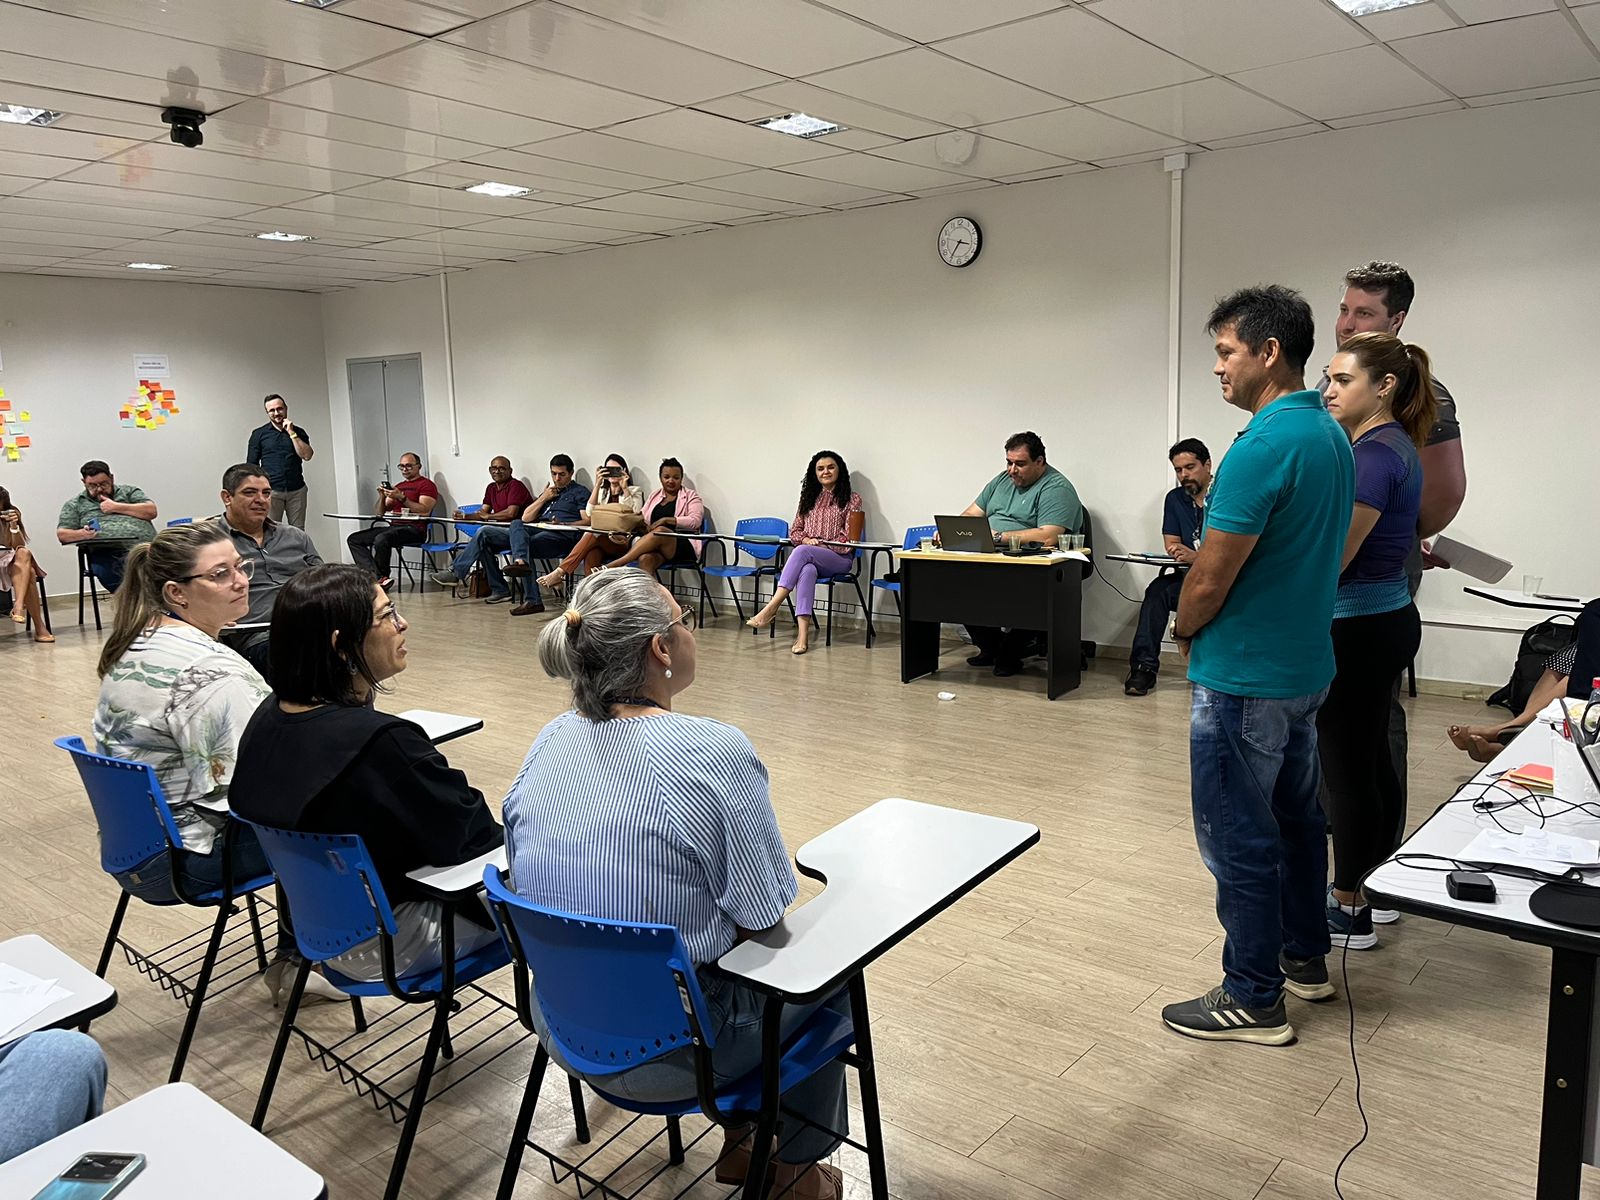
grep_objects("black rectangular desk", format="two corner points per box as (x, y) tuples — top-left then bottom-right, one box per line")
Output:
(897, 549), (1084, 699)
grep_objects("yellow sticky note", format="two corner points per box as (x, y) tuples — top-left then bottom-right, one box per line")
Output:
(6, 448), (18, 462)
(18, 412), (29, 422)
(0, 387), (5, 397)
(154, 414), (166, 426)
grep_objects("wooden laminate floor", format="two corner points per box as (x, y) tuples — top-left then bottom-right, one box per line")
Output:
(3, 591), (1593, 1199)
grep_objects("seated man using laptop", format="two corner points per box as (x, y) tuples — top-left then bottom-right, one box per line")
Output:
(1125, 438), (1211, 697)
(955, 431), (1083, 677)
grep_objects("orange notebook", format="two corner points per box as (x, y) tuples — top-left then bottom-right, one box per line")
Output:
(1504, 763), (1555, 792)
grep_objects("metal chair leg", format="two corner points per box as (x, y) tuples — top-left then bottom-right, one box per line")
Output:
(849, 974), (890, 1200)
(497, 1043), (550, 1200)
(568, 1072), (590, 1144)
(382, 995), (450, 1200)
(245, 892), (269, 973)
(82, 891), (131, 1032)
(253, 959), (313, 1130)
(666, 1115), (684, 1165)
(350, 996), (368, 1033)
(169, 900), (231, 1082)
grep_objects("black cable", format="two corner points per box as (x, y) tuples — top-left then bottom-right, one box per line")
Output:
(1094, 568), (1145, 606)
(1331, 924), (1366, 1200)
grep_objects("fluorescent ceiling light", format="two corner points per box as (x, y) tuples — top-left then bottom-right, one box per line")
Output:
(256, 230), (314, 242)
(0, 104), (63, 127)
(127, 262), (173, 271)
(753, 112), (845, 139)
(1330, 0), (1428, 15)
(463, 180), (534, 198)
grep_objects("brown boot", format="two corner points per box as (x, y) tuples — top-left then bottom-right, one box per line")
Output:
(714, 1125), (755, 1184)
(769, 1160), (842, 1200)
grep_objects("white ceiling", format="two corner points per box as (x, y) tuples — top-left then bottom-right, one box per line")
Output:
(1, 0), (1597, 292)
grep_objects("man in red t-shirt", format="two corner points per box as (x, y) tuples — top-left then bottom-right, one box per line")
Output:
(347, 451), (439, 586)
(428, 455), (533, 601)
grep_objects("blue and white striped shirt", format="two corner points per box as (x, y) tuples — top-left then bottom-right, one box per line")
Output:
(502, 711), (798, 965)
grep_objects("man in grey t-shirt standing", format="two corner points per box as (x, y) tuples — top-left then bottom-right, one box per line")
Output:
(1318, 261), (1468, 870)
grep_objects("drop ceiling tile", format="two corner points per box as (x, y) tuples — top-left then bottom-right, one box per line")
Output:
(248, 77), (572, 151)
(1094, 77), (1311, 142)
(649, 182), (788, 211)
(910, 179), (999, 199)
(443, 5), (780, 104)
(23, 179), (253, 217)
(937, 8), (1206, 103)
(104, 141), (377, 193)
(604, 108), (850, 168)
(529, 207), (686, 233)
(830, 194), (910, 210)
(346, 41), (669, 128)
(743, 80), (950, 139)
(527, 132), (746, 183)
(0, 251), (68, 266)
(1085, 0), (1369, 74)
(0, 224), (131, 248)
(0, 51), (249, 121)
(398, 163), (616, 202)
(1200, 122), (1324, 148)
(1358, 2), (1457, 39)
(465, 146), (672, 191)
(782, 151), (980, 191)
(1578, 6), (1600, 41)
(0, 122), (139, 162)
(199, 119), (456, 177)
(996, 162), (1098, 182)
(805, 48), (1069, 126)
(1094, 142), (1200, 167)
(1445, 0), (1554, 21)
(1461, 77), (1600, 106)
(309, 245), (503, 268)
(871, 131), (1073, 177)
(334, 0), (476, 36)
(202, 209), (443, 240)
(692, 94), (784, 121)
(1232, 44), (1450, 119)
(0, 242), (75, 259)
(51, 116), (161, 141)
(338, 177), (563, 218)
(558, 0), (911, 75)
(56, 163), (315, 209)
(974, 106), (1182, 161)
(0, 5), (325, 97)
(0, 212), (148, 237)
(812, 129), (899, 150)
(819, 0), (1068, 43)
(0, 175), (40, 196)
(454, 217), (636, 241)
(285, 193), (467, 227)
(1394, 11), (1600, 95)
(366, 239), (520, 264)
(682, 167), (895, 207)
(11, 0), (422, 71)
(582, 191), (764, 223)
(358, 227), (572, 251)
(1324, 99), (1462, 127)
(0, 197), (195, 228)
(0, 149), (84, 181)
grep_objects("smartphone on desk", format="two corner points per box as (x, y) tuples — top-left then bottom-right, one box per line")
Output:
(31, 1152), (146, 1199)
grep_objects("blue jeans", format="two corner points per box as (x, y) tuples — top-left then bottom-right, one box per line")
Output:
(1130, 571), (1184, 672)
(508, 521), (579, 570)
(532, 974), (849, 1164)
(85, 547), (126, 594)
(453, 525), (513, 593)
(0, 1030), (107, 1163)
(1189, 683), (1331, 1007)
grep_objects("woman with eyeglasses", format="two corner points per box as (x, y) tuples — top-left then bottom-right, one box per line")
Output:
(230, 564), (503, 987)
(91, 523), (314, 972)
(501, 570), (847, 1200)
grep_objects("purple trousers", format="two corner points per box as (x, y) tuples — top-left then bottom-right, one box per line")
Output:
(776, 544), (853, 616)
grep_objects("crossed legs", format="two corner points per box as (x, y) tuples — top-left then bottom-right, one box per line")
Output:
(7, 547), (52, 642)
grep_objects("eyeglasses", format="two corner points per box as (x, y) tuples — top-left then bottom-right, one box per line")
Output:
(180, 559), (254, 585)
(374, 602), (403, 630)
(666, 608), (696, 633)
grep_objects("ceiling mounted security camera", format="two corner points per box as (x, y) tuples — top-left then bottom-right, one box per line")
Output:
(160, 106), (206, 149)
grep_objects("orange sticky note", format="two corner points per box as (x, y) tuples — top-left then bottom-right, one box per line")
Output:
(168, 406), (180, 415)
(15, 436), (29, 447)
(0, 400), (10, 412)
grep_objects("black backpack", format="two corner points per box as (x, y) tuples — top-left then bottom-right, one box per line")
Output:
(1487, 615), (1578, 713)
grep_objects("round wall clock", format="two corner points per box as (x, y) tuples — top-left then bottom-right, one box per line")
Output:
(938, 216), (981, 268)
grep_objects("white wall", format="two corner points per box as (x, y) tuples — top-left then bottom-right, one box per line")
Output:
(319, 91), (1600, 685)
(0, 274), (333, 597)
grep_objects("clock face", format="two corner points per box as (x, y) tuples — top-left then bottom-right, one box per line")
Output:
(939, 216), (981, 268)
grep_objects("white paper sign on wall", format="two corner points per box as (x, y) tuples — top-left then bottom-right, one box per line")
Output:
(133, 353), (169, 379)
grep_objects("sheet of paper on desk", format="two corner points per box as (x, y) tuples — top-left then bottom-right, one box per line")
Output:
(0, 964), (71, 1044)
(1461, 828), (1600, 875)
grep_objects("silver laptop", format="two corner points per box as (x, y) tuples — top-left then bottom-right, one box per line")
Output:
(934, 514), (996, 554)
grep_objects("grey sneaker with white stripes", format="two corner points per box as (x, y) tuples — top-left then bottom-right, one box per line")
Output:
(1161, 985), (1295, 1045)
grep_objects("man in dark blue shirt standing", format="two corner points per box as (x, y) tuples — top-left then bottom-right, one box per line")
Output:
(1125, 439), (1211, 696)
(246, 394), (314, 528)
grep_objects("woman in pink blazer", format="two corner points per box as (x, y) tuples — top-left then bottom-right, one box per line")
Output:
(597, 458), (704, 580)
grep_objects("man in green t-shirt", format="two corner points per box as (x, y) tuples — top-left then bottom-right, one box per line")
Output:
(56, 459), (158, 594)
(958, 431), (1083, 677)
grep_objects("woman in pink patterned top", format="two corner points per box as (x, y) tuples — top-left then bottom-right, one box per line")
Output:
(748, 451), (864, 655)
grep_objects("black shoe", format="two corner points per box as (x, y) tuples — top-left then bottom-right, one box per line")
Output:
(967, 651), (995, 667)
(502, 561), (533, 578)
(992, 660), (1023, 678)
(510, 600), (545, 616)
(1279, 952), (1336, 1002)
(1161, 985), (1295, 1045)
(1124, 666), (1157, 696)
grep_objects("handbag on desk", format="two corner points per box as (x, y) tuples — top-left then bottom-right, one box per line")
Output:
(590, 504), (646, 534)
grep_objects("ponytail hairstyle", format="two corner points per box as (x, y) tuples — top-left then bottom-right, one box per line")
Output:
(1340, 331), (1439, 449)
(97, 522), (232, 678)
(538, 569), (676, 722)
(797, 450), (852, 515)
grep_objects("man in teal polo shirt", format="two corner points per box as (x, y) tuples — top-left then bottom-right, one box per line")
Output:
(1163, 285), (1354, 1046)
(958, 431), (1083, 676)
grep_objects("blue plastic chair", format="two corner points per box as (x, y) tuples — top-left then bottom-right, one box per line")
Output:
(865, 525), (936, 649)
(483, 868), (857, 1200)
(54, 735), (275, 1083)
(658, 509), (717, 620)
(700, 516), (788, 628)
(813, 545), (871, 649)
(165, 517), (194, 527)
(409, 516), (461, 592)
(241, 823), (570, 1200)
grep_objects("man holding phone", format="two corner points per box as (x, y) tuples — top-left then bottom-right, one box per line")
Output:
(346, 452), (438, 586)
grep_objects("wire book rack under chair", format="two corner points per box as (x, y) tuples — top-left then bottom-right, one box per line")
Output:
(483, 867), (867, 1200)
(54, 735), (278, 1083)
(243, 823), (582, 1200)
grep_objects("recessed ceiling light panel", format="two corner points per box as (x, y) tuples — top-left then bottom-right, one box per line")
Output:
(256, 231), (314, 242)
(464, 181), (534, 198)
(127, 262), (173, 270)
(1330, 0), (1427, 15)
(753, 112), (845, 139)
(0, 104), (64, 127)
